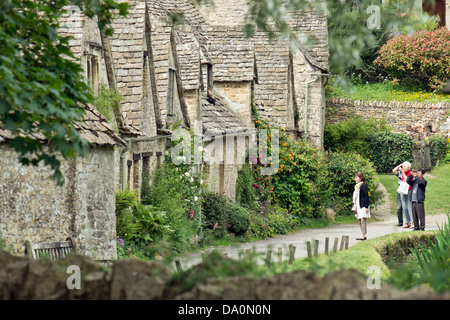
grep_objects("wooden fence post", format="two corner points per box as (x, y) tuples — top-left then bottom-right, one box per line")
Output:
(333, 237), (339, 253)
(313, 239), (319, 257)
(325, 237), (329, 256)
(288, 244), (296, 264)
(265, 250), (272, 265)
(278, 248), (282, 265)
(306, 241), (312, 259)
(340, 235), (345, 251)
(175, 259), (183, 272)
(345, 236), (349, 250)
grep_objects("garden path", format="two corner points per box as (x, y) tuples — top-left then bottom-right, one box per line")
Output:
(175, 183), (448, 270)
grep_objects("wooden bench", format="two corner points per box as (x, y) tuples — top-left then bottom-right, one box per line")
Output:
(25, 239), (75, 260)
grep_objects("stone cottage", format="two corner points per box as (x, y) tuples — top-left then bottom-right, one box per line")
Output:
(105, 0), (329, 198)
(0, 105), (125, 260)
(55, 0), (329, 199)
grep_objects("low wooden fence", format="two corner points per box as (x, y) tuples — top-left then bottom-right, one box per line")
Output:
(174, 235), (351, 272)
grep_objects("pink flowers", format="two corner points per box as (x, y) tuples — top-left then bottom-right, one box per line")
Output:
(190, 210), (194, 219)
(374, 27), (450, 90)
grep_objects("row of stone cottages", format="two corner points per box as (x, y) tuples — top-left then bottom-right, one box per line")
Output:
(0, 0), (329, 260)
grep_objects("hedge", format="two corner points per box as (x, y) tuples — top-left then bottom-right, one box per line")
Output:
(364, 132), (413, 173)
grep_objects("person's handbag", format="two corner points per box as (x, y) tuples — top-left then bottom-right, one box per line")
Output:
(397, 181), (409, 195)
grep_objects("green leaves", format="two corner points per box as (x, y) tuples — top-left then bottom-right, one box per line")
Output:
(0, 0), (128, 185)
(365, 132), (414, 173)
(375, 27), (450, 90)
(412, 214), (450, 293)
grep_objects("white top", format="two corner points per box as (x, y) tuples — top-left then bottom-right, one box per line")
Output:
(352, 182), (371, 219)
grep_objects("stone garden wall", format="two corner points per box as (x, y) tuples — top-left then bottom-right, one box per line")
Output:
(326, 97), (450, 139)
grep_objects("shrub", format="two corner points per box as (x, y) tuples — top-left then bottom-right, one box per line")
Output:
(115, 189), (173, 247)
(235, 164), (257, 210)
(326, 151), (382, 215)
(374, 27), (450, 90)
(226, 202), (250, 236)
(426, 135), (449, 167)
(271, 131), (329, 219)
(267, 206), (295, 235)
(141, 160), (205, 256)
(245, 212), (273, 239)
(324, 117), (391, 154)
(202, 191), (229, 237)
(412, 215), (450, 293)
(364, 132), (413, 173)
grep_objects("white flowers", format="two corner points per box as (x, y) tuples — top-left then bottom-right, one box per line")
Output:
(176, 155), (187, 162)
(194, 196), (198, 201)
(197, 146), (204, 152)
(184, 172), (190, 177)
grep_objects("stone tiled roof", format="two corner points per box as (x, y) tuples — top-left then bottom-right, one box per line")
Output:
(207, 44), (255, 82)
(0, 105), (125, 147)
(201, 91), (248, 133)
(288, 9), (329, 72)
(109, 1), (146, 128)
(204, 26), (290, 123)
(175, 26), (202, 90)
(74, 104), (126, 146)
(56, 0), (328, 135)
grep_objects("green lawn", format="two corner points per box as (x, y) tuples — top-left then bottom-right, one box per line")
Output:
(328, 82), (450, 103)
(377, 163), (450, 216)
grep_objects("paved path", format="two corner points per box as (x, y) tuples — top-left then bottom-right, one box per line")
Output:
(176, 213), (448, 269)
(175, 183), (449, 270)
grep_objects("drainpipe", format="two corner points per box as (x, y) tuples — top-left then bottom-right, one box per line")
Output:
(120, 134), (172, 191)
(304, 75), (319, 141)
(303, 72), (330, 143)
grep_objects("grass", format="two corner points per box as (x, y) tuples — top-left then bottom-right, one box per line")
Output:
(328, 82), (450, 103)
(259, 231), (440, 289)
(377, 163), (450, 216)
(169, 231), (441, 294)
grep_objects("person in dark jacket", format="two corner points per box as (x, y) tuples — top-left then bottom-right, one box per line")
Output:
(352, 172), (370, 240)
(407, 169), (427, 231)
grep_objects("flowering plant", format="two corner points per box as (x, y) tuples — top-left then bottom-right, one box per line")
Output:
(374, 27), (450, 90)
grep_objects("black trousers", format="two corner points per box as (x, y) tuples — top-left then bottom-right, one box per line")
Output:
(412, 202), (425, 230)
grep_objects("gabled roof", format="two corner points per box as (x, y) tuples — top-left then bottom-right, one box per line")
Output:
(207, 43), (255, 82)
(109, 1), (147, 129)
(174, 26), (202, 90)
(201, 91), (249, 134)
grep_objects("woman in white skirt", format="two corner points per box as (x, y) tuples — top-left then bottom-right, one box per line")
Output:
(352, 171), (371, 240)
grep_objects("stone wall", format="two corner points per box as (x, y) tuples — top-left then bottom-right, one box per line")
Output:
(0, 250), (443, 300)
(0, 144), (118, 260)
(197, 0), (249, 26)
(214, 82), (253, 127)
(326, 97), (450, 136)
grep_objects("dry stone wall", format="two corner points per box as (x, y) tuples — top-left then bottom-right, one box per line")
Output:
(326, 97), (450, 137)
(0, 250), (446, 300)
